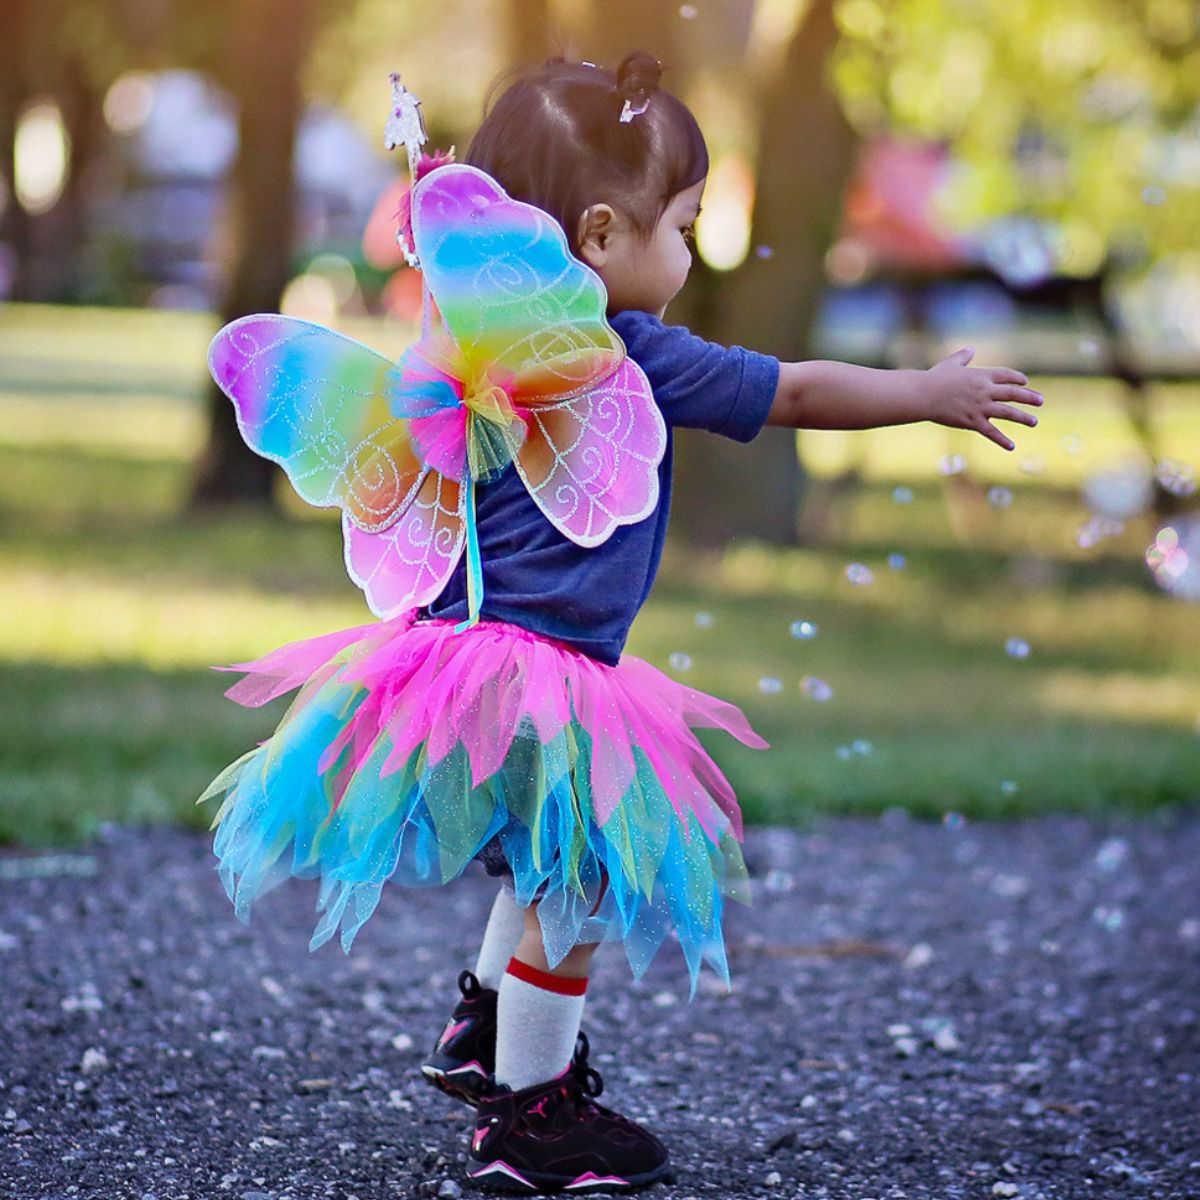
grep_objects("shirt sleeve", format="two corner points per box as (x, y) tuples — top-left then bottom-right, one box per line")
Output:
(608, 310), (780, 443)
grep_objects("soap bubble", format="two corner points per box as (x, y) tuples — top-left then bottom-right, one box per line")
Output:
(851, 739), (873, 756)
(1076, 515), (1124, 549)
(893, 486), (914, 504)
(1095, 837), (1128, 871)
(846, 563), (874, 585)
(1005, 638), (1030, 659)
(668, 652), (692, 672)
(835, 745), (853, 760)
(755, 245), (774, 260)
(1146, 520), (1200, 600)
(763, 868), (794, 893)
(999, 779), (1019, 796)
(1019, 455), (1046, 476)
(789, 620), (817, 640)
(1078, 337), (1101, 359)
(1141, 185), (1166, 206)
(980, 216), (1056, 287)
(1155, 459), (1197, 497)
(1093, 904), (1125, 930)
(1082, 458), (1153, 520)
(887, 553), (906, 570)
(939, 454), (966, 476)
(694, 611), (714, 629)
(942, 811), (966, 829)
(801, 676), (833, 702)
(1061, 434), (1085, 456)
(987, 486), (1013, 508)
(758, 676), (783, 695)
(679, 3), (699, 16)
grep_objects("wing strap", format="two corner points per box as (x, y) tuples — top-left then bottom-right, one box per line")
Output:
(454, 437), (485, 632)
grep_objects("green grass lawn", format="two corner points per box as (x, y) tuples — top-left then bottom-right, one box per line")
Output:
(1, 302), (1197, 847)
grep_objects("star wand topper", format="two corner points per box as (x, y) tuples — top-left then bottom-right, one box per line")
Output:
(384, 72), (426, 169)
(384, 75), (451, 267)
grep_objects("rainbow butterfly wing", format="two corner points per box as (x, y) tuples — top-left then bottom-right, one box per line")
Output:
(209, 315), (426, 533)
(208, 314), (466, 616)
(343, 472), (465, 616)
(411, 164), (666, 545)
(411, 163), (625, 402)
(513, 357), (663, 546)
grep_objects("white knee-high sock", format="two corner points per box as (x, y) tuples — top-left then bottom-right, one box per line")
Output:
(494, 958), (587, 1092)
(473, 887), (526, 990)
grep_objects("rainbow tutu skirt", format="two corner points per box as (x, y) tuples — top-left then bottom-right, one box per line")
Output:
(199, 611), (767, 991)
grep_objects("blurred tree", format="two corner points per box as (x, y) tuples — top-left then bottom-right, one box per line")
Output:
(831, 0), (1200, 508)
(507, 0), (557, 67)
(0, 0), (33, 299)
(580, 0), (676, 62)
(567, 1), (797, 547)
(191, 0), (528, 507)
(0, 0), (236, 301)
(191, 0), (317, 506)
(0, 0), (128, 301)
(541, 2), (853, 548)
(830, 0), (1200, 267)
(678, 0), (858, 547)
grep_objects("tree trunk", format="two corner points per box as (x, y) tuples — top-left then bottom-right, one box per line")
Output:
(582, 0), (675, 66)
(45, 52), (102, 302)
(674, 0), (860, 547)
(0, 0), (33, 301)
(505, 0), (555, 67)
(191, 0), (314, 508)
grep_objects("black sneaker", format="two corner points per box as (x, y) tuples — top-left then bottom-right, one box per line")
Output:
(466, 1032), (671, 1194)
(422, 970), (497, 1106)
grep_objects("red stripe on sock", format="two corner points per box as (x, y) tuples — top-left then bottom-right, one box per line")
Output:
(505, 957), (588, 996)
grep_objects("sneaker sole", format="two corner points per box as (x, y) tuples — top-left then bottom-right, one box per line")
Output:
(466, 1155), (672, 1194)
(421, 1056), (490, 1107)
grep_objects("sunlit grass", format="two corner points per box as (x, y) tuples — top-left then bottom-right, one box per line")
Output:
(1, 303), (1197, 847)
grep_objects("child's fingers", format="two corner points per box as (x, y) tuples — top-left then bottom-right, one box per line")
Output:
(989, 367), (1028, 386)
(992, 384), (1043, 406)
(988, 403), (1039, 428)
(976, 420), (1016, 451)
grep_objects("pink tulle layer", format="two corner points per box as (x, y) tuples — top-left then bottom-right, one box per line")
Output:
(222, 611), (767, 843)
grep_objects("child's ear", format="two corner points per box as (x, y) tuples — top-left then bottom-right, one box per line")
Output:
(575, 203), (616, 268)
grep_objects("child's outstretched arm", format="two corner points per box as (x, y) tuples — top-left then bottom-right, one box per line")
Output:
(765, 346), (1043, 452)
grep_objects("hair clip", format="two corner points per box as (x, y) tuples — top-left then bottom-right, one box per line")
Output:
(619, 96), (650, 124)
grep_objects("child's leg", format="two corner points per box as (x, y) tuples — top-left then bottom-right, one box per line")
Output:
(423, 882), (594, 1104)
(473, 884), (526, 989)
(469, 901), (669, 1190)
(422, 884), (524, 1104)
(494, 903), (597, 1091)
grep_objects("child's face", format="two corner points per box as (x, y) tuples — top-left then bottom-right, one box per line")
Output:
(576, 179), (705, 319)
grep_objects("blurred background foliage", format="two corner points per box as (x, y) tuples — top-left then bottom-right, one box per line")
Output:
(0, 0), (1197, 847)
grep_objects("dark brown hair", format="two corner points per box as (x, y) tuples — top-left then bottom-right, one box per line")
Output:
(465, 51), (708, 251)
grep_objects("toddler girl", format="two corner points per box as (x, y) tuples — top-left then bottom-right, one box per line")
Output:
(201, 51), (1042, 1195)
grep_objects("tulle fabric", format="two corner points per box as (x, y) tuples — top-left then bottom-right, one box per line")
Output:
(199, 610), (767, 992)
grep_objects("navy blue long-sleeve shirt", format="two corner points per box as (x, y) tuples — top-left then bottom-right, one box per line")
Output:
(422, 310), (780, 664)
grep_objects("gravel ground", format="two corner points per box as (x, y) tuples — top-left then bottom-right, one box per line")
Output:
(1, 812), (1197, 1200)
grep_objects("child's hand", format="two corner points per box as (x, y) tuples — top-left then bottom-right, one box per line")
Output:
(926, 346), (1044, 451)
